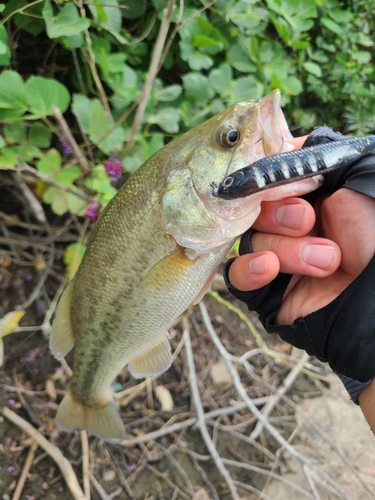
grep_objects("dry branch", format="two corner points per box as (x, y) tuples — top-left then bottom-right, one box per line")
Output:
(198, 301), (354, 500)
(119, 0), (176, 161)
(11, 441), (38, 500)
(52, 106), (90, 174)
(183, 319), (241, 500)
(2, 407), (86, 500)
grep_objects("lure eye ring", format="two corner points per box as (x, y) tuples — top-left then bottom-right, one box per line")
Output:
(216, 124), (240, 149)
(222, 176), (234, 188)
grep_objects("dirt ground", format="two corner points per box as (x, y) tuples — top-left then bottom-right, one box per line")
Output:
(1, 172), (375, 500)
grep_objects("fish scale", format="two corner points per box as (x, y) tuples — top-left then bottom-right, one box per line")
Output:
(214, 136), (375, 199)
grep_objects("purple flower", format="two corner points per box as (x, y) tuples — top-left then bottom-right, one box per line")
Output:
(104, 157), (123, 183)
(25, 273), (33, 282)
(86, 202), (101, 222)
(8, 399), (15, 406)
(7, 465), (15, 473)
(154, 401), (161, 410)
(127, 464), (136, 472)
(59, 137), (73, 155)
(41, 482), (48, 489)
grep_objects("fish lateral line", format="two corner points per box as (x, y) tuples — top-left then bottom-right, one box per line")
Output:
(213, 135), (375, 199)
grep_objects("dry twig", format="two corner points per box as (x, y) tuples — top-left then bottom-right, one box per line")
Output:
(2, 407), (86, 500)
(198, 301), (353, 500)
(183, 319), (241, 500)
(11, 440), (38, 500)
(52, 106), (90, 174)
(81, 430), (91, 499)
(119, 0), (176, 161)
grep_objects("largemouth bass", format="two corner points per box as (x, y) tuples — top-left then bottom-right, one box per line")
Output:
(213, 136), (375, 199)
(51, 90), (325, 442)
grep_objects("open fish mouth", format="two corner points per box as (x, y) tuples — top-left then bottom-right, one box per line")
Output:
(250, 89), (293, 161)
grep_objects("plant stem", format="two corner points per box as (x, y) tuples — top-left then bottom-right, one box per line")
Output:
(119, 0), (176, 161)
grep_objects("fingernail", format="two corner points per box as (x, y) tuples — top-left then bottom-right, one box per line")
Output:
(249, 254), (269, 274)
(302, 244), (337, 270)
(276, 204), (306, 229)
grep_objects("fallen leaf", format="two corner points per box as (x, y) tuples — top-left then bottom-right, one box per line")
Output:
(154, 385), (174, 411)
(210, 357), (232, 386)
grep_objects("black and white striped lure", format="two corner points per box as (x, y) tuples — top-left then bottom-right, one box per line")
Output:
(212, 136), (375, 199)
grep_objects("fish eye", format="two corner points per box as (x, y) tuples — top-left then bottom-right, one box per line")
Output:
(222, 176), (234, 188)
(216, 125), (240, 149)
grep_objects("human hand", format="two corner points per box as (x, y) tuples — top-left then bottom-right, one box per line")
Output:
(228, 188), (375, 324)
(226, 132), (375, 431)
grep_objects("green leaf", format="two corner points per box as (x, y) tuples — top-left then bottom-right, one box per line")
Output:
(303, 61), (322, 77)
(352, 51), (372, 64)
(122, 0), (147, 19)
(26, 76), (70, 117)
(148, 108), (180, 134)
(0, 147), (18, 168)
(272, 74), (303, 96)
(153, 83), (182, 102)
(321, 17), (344, 35)
(89, 0), (121, 34)
(328, 8), (352, 24)
(42, 186), (85, 216)
(72, 95), (108, 141)
(231, 76), (263, 103)
(72, 94), (125, 154)
(14, 143), (41, 162)
(187, 51), (214, 71)
(0, 24), (10, 66)
(85, 164), (117, 204)
(228, 44), (255, 73)
(182, 73), (213, 106)
(0, 70), (28, 114)
(208, 64), (232, 98)
(36, 149), (61, 174)
(0, 135), (5, 149)
(51, 165), (81, 185)
(62, 33), (85, 49)
(28, 123), (52, 148)
(43, 0), (90, 39)
(228, 3), (269, 34)
(4, 122), (27, 144)
(357, 32), (374, 47)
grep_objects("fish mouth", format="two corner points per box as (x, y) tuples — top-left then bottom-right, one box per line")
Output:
(254, 89), (293, 158)
(210, 89), (294, 208)
(218, 90), (294, 178)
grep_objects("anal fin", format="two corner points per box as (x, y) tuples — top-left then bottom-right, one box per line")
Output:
(129, 333), (172, 378)
(56, 386), (125, 443)
(50, 283), (75, 360)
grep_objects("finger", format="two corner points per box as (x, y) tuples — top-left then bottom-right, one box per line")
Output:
(320, 189), (375, 276)
(252, 198), (316, 237)
(228, 252), (280, 292)
(251, 233), (341, 277)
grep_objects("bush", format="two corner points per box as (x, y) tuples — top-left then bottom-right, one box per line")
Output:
(1, 0), (374, 218)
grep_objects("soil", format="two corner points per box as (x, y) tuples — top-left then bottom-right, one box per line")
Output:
(1, 172), (375, 500)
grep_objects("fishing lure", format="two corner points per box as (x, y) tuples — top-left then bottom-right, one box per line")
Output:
(212, 136), (375, 199)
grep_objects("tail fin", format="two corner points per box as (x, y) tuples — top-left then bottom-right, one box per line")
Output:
(55, 387), (125, 443)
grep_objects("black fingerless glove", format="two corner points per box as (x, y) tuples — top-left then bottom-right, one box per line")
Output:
(224, 126), (375, 402)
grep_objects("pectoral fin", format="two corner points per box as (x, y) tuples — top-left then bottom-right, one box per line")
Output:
(50, 283), (75, 360)
(129, 333), (172, 378)
(192, 267), (218, 305)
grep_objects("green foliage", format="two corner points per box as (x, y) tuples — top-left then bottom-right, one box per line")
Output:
(1, 0), (374, 218)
